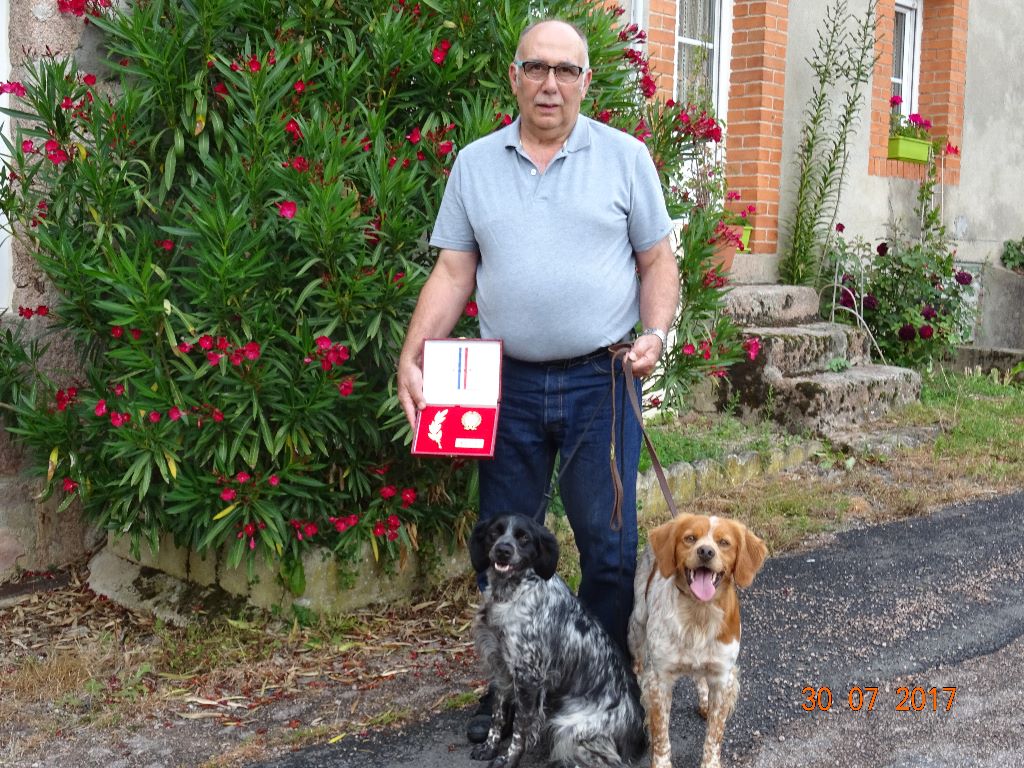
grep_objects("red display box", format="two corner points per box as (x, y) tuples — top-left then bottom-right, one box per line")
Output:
(412, 339), (502, 457)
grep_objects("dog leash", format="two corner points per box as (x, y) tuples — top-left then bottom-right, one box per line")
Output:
(607, 343), (680, 531)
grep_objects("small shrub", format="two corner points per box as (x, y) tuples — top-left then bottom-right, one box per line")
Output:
(1001, 238), (1024, 272)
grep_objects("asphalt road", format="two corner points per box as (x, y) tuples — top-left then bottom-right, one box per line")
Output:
(251, 490), (1024, 768)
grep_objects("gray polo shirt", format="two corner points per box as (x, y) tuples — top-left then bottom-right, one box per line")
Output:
(429, 115), (673, 362)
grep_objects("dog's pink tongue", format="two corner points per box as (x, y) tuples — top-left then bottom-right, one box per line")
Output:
(690, 570), (717, 601)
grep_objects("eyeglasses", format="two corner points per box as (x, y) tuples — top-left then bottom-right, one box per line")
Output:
(515, 60), (587, 84)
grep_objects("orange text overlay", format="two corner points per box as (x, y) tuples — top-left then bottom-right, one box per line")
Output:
(801, 686), (957, 713)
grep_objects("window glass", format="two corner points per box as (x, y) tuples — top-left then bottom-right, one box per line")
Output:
(891, 1), (920, 116)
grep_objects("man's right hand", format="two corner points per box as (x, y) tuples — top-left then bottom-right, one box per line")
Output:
(397, 356), (426, 429)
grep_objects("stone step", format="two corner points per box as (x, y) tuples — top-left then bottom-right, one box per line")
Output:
(726, 284), (821, 327)
(742, 321), (871, 377)
(722, 364), (922, 436)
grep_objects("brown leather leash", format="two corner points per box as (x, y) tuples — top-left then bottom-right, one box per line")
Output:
(607, 343), (680, 531)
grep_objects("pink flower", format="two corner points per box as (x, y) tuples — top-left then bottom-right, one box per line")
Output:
(236, 471), (251, 484)
(400, 488), (416, 508)
(62, 477), (79, 493)
(112, 383), (125, 396)
(95, 399), (108, 417)
(242, 341), (260, 360)
(83, 73), (97, 86)
(890, 94), (903, 107)
(338, 378), (354, 397)
(268, 474), (280, 487)
(212, 409), (224, 422)
(380, 485), (397, 500)
(168, 406), (182, 421)
(206, 351), (222, 364)
(464, 301), (478, 317)
(21, 139), (34, 153)
(682, 343), (696, 356)
(406, 126), (422, 145)
(303, 522), (318, 538)
(944, 142), (960, 156)
(111, 326), (124, 339)
(742, 337), (761, 361)
(148, 411), (161, 423)
(438, 140), (454, 156)
(431, 47), (447, 65)
(277, 200), (297, 219)
(220, 487), (237, 502)
(198, 334), (214, 350)
(293, 80), (306, 93)
(315, 335), (332, 351)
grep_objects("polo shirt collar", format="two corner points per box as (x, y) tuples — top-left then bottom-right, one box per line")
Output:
(503, 115), (592, 153)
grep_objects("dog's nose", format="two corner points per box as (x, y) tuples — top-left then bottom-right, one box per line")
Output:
(697, 545), (716, 563)
(493, 542), (514, 562)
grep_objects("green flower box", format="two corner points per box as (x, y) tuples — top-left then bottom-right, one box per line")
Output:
(740, 225), (753, 251)
(887, 135), (931, 163)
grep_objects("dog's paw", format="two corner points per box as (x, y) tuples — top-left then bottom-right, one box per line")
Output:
(470, 744), (498, 761)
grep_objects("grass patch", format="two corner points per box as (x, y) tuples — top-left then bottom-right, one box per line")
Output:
(640, 411), (801, 472)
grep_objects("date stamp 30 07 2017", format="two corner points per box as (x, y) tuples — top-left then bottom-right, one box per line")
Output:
(801, 685), (957, 713)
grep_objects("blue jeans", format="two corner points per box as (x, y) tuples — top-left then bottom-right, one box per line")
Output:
(478, 350), (641, 654)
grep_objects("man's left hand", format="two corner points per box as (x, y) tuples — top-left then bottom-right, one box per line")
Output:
(627, 334), (662, 378)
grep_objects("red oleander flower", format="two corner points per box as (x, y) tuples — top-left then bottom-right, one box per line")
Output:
(464, 301), (478, 317)
(62, 477), (79, 492)
(111, 325), (123, 338)
(380, 485), (397, 500)
(212, 409), (224, 422)
(130, 328), (142, 340)
(277, 200), (297, 219)
(247, 54), (261, 73)
(220, 487), (237, 502)
(284, 118), (303, 140)
(112, 383), (125, 396)
(213, 82), (228, 96)
(242, 341), (260, 360)
(21, 139), (34, 153)
(236, 471), (250, 484)
(438, 140), (454, 156)
(148, 411), (161, 423)
(95, 399), (108, 417)
(373, 521), (387, 536)
(168, 406), (182, 421)
(156, 239), (174, 251)
(198, 335), (214, 350)
(303, 522), (318, 538)
(400, 488), (416, 508)
(60, 97), (74, 110)
(268, 474), (280, 486)
(406, 126), (421, 145)
(682, 343), (696, 356)
(338, 378), (354, 397)
(206, 351), (222, 365)
(293, 80), (306, 93)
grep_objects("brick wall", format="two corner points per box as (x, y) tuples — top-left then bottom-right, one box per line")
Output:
(641, 0), (791, 256)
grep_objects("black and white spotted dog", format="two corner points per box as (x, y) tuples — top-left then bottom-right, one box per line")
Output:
(469, 514), (646, 768)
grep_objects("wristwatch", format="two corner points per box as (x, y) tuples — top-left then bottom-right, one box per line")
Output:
(641, 327), (667, 348)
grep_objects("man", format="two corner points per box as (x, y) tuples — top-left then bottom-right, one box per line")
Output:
(397, 18), (679, 742)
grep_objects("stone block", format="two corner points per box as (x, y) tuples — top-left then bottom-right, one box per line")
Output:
(725, 285), (821, 327)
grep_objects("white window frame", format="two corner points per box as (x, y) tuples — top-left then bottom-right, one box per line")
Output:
(892, 0), (923, 116)
(0, 0), (11, 311)
(672, 0), (733, 118)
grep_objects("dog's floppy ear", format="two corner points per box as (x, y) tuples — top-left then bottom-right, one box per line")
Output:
(531, 519), (560, 580)
(733, 524), (768, 588)
(648, 517), (683, 579)
(468, 517), (495, 574)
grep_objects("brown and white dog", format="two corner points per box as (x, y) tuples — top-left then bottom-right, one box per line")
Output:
(627, 513), (767, 768)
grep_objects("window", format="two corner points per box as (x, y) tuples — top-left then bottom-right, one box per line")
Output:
(675, 0), (724, 110)
(891, 0), (922, 115)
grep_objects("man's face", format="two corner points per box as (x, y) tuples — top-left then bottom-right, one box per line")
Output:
(509, 21), (592, 139)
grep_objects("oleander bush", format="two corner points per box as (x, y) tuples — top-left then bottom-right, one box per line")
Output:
(0, 0), (747, 590)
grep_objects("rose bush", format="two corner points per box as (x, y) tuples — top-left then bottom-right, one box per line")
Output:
(0, 0), (749, 589)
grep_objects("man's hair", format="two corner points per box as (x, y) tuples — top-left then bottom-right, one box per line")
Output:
(516, 18), (590, 69)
